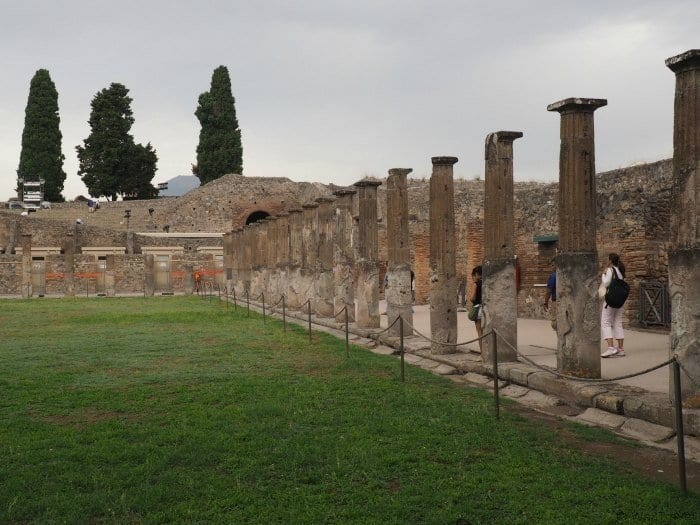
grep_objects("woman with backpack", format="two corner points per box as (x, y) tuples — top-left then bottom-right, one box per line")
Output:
(600, 253), (626, 358)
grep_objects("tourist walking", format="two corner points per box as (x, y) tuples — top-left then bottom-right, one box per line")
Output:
(469, 265), (484, 354)
(600, 253), (626, 358)
(543, 258), (557, 331)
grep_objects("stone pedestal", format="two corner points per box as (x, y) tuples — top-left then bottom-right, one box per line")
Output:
(429, 157), (458, 354)
(548, 97), (606, 377)
(386, 168), (413, 336)
(353, 180), (382, 328)
(483, 132), (522, 362)
(666, 49), (700, 406)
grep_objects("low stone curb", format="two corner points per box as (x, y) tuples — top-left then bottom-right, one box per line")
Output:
(236, 300), (700, 437)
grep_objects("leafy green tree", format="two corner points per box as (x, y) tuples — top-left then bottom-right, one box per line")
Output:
(194, 65), (242, 183)
(17, 69), (66, 202)
(76, 83), (157, 200)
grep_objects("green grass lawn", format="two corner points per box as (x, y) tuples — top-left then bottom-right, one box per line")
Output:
(1, 296), (698, 524)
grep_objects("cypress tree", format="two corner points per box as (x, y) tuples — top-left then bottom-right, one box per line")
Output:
(76, 83), (157, 200)
(194, 65), (243, 183)
(17, 69), (66, 202)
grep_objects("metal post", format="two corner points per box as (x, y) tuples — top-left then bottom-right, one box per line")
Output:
(233, 287), (237, 309)
(282, 295), (287, 332)
(400, 316), (405, 382)
(308, 300), (312, 343)
(246, 289), (250, 317)
(262, 293), (266, 323)
(345, 307), (349, 358)
(225, 286), (229, 310)
(492, 331), (500, 420)
(672, 359), (687, 494)
(86, 279), (89, 298)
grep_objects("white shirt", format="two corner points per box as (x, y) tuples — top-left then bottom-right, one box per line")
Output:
(602, 266), (623, 288)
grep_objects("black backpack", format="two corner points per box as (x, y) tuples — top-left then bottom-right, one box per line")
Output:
(605, 267), (629, 309)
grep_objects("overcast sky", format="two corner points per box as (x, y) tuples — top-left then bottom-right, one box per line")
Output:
(0, 1), (697, 201)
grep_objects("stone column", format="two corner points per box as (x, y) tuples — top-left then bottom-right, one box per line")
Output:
(250, 222), (263, 298)
(275, 212), (290, 304)
(482, 132), (522, 362)
(183, 263), (194, 295)
(286, 208), (304, 308)
(353, 179), (382, 328)
(64, 232), (75, 297)
(241, 225), (253, 295)
(301, 202), (319, 305)
(666, 49), (700, 406)
(386, 168), (413, 336)
(264, 216), (278, 300)
(144, 254), (155, 296)
(429, 157), (458, 354)
(21, 234), (32, 298)
(313, 197), (336, 317)
(548, 97), (607, 378)
(333, 189), (357, 322)
(105, 254), (116, 297)
(223, 231), (233, 292)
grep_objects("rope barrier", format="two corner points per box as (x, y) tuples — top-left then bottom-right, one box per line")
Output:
(400, 317), (490, 348)
(493, 329), (677, 383)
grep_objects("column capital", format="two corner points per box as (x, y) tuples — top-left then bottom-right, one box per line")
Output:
(388, 168), (412, 177)
(302, 202), (319, 209)
(333, 188), (357, 197)
(431, 156), (458, 166)
(487, 131), (523, 144)
(547, 98), (607, 114)
(666, 49), (700, 74)
(315, 196), (336, 204)
(353, 179), (382, 188)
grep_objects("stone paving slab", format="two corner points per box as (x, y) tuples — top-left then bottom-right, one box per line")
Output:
(464, 372), (491, 385)
(500, 385), (530, 398)
(620, 418), (675, 443)
(370, 345), (395, 356)
(576, 408), (626, 429)
(519, 390), (564, 409)
(435, 364), (458, 375)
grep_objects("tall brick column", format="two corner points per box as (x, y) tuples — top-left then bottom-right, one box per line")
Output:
(275, 212), (290, 304)
(333, 189), (356, 322)
(241, 225), (253, 295)
(286, 208), (304, 308)
(354, 179), (382, 328)
(386, 168), (413, 336)
(264, 216), (278, 300)
(314, 196), (336, 317)
(548, 97), (607, 378)
(64, 232), (75, 297)
(666, 49), (700, 406)
(483, 132), (522, 362)
(21, 234), (32, 298)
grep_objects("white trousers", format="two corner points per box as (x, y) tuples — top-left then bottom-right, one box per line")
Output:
(601, 304), (624, 340)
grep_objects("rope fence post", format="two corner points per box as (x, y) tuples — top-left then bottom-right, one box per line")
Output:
(672, 358), (687, 494)
(282, 295), (287, 332)
(492, 330), (500, 420)
(246, 289), (250, 317)
(233, 287), (237, 310)
(225, 286), (229, 310)
(85, 279), (89, 298)
(344, 307), (349, 358)
(308, 300), (312, 344)
(400, 316), (405, 382)
(262, 292), (266, 323)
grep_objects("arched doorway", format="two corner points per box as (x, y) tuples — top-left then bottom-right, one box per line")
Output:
(246, 210), (270, 225)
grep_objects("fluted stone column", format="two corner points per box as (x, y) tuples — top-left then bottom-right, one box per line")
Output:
(223, 231), (233, 292)
(105, 254), (116, 297)
(286, 208), (304, 308)
(64, 232), (75, 297)
(300, 202), (319, 306)
(354, 179), (382, 328)
(264, 217), (278, 301)
(144, 254), (155, 296)
(314, 196), (336, 317)
(548, 97), (607, 378)
(241, 226), (253, 295)
(483, 132), (522, 362)
(666, 49), (700, 406)
(429, 157), (458, 354)
(275, 212), (290, 304)
(386, 168), (413, 336)
(21, 234), (32, 298)
(250, 222), (264, 298)
(333, 189), (356, 322)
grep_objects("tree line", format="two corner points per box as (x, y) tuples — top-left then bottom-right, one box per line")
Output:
(16, 66), (242, 202)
